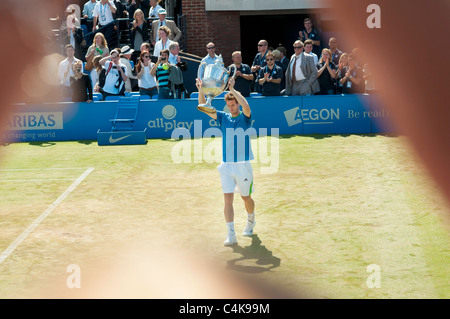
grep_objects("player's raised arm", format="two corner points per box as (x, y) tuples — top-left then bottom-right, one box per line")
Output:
(196, 78), (217, 119)
(228, 78), (251, 118)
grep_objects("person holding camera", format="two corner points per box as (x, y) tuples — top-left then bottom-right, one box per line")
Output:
(70, 60), (93, 103)
(136, 51), (158, 97)
(98, 49), (128, 100)
(151, 49), (173, 99)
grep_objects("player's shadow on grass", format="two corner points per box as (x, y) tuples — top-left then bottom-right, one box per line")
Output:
(28, 141), (56, 147)
(226, 235), (280, 273)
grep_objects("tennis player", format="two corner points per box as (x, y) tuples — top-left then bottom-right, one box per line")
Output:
(196, 78), (256, 246)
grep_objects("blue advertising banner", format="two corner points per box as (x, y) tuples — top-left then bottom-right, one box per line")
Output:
(2, 94), (395, 143)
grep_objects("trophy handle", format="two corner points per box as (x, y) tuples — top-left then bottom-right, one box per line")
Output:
(224, 64), (237, 91)
(197, 61), (207, 81)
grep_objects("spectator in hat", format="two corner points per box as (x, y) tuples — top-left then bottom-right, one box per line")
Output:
(120, 45), (137, 92)
(151, 8), (181, 46)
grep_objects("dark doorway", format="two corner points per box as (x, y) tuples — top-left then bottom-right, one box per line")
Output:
(239, 13), (318, 66)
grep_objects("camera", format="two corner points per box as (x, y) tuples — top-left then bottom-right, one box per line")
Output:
(161, 57), (166, 61)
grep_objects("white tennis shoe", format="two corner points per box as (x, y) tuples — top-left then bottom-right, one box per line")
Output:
(224, 233), (237, 246)
(242, 220), (256, 237)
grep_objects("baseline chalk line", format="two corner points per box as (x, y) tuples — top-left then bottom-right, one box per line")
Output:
(0, 167), (95, 265)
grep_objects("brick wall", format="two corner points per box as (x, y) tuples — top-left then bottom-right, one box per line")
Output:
(183, 0), (241, 65)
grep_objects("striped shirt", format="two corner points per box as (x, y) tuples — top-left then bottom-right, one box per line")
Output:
(156, 65), (170, 88)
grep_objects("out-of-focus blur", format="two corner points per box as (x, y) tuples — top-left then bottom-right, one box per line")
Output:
(0, 0), (63, 142)
(1, 0), (449, 299)
(327, 0), (450, 209)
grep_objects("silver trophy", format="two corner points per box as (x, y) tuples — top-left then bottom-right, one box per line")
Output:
(197, 55), (236, 113)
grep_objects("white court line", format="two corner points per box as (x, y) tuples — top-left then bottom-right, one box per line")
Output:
(0, 168), (88, 171)
(0, 167), (95, 265)
(0, 179), (77, 182)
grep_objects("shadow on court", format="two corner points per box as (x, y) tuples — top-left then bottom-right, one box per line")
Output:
(227, 235), (281, 273)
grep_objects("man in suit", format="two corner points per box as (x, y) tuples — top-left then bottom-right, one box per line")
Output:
(284, 40), (319, 96)
(151, 8), (182, 46)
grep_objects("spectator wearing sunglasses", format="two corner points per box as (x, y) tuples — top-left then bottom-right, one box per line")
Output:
(284, 40), (319, 96)
(257, 51), (283, 96)
(136, 51), (158, 97)
(251, 40), (269, 93)
(198, 42), (220, 77)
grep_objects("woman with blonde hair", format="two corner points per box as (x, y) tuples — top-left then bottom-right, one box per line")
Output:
(335, 52), (348, 93)
(316, 48), (337, 95)
(84, 32), (110, 83)
(130, 9), (149, 52)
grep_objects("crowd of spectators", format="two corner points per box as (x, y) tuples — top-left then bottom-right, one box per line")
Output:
(57, 2), (375, 102)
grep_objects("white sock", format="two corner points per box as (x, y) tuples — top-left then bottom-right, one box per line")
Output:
(247, 212), (255, 223)
(226, 222), (235, 234)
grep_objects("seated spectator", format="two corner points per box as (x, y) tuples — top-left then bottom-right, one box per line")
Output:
(328, 37), (344, 66)
(228, 51), (253, 97)
(339, 53), (364, 94)
(70, 60), (93, 102)
(153, 25), (172, 58)
(98, 49), (128, 100)
(149, 0), (163, 18)
(58, 44), (81, 99)
(136, 51), (158, 97)
(316, 48), (337, 95)
(130, 9), (149, 53)
(335, 53), (348, 94)
(304, 39), (318, 64)
(151, 9), (182, 46)
(120, 45), (138, 92)
(257, 51), (283, 96)
(151, 49), (173, 99)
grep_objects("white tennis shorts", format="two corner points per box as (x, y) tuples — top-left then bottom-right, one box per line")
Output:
(218, 162), (254, 196)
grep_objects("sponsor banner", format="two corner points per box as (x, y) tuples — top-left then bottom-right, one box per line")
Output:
(302, 94), (371, 134)
(2, 95), (394, 143)
(6, 112), (63, 131)
(369, 94), (397, 133)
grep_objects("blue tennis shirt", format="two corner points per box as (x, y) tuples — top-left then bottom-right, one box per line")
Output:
(215, 110), (254, 163)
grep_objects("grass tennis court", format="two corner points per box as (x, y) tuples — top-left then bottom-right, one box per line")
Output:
(0, 134), (449, 298)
